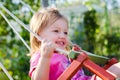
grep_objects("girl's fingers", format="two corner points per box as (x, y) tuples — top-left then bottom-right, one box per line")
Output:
(72, 44), (81, 51)
(42, 39), (56, 50)
(40, 39), (55, 58)
(48, 41), (55, 48)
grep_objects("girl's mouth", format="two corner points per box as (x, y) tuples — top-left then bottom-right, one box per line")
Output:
(56, 41), (65, 47)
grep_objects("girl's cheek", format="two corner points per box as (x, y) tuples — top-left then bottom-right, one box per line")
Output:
(66, 38), (69, 44)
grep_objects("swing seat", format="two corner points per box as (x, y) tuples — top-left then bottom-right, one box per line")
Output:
(57, 52), (118, 80)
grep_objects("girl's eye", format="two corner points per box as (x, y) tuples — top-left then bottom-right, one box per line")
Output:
(53, 30), (59, 33)
(64, 32), (68, 35)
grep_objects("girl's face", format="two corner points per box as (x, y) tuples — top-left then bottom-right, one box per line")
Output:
(39, 18), (69, 50)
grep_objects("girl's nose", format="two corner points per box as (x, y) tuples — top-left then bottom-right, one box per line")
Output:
(59, 32), (66, 38)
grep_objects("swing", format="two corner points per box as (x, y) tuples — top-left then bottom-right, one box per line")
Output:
(0, 3), (118, 80)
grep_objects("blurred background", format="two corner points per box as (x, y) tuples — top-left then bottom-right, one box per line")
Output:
(0, 0), (120, 80)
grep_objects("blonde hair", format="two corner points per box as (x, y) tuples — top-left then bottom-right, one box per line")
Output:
(29, 7), (68, 55)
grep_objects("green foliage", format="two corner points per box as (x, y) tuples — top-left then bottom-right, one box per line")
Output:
(0, 71), (9, 80)
(106, 34), (120, 55)
(69, 0), (120, 61)
(83, 10), (99, 52)
(0, 0), (41, 80)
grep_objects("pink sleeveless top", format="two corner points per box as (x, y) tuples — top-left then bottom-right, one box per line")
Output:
(29, 52), (90, 80)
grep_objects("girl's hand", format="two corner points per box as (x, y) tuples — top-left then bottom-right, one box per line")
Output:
(72, 44), (81, 52)
(40, 39), (56, 59)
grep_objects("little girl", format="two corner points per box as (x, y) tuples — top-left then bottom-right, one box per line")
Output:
(29, 7), (120, 80)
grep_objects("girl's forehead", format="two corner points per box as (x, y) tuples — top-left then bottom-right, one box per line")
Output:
(48, 18), (68, 29)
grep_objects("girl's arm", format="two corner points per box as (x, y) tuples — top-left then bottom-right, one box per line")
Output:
(32, 57), (51, 80)
(31, 39), (55, 80)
